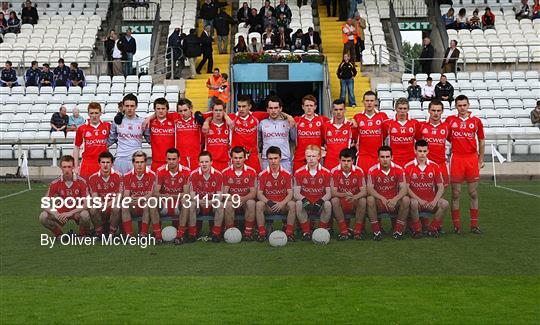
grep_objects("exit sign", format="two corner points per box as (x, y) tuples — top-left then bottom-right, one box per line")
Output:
(121, 25), (154, 34)
(398, 22), (431, 30)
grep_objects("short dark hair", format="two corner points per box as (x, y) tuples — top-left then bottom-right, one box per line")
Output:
(5, 60), (12, 66)
(266, 95), (283, 108)
(266, 146), (281, 158)
(339, 148), (355, 159)
(166, 147), (180, 157)
(177, 98), (193, 109)
(237, 94), (252, 105)
(153, 97), (169, 111)
(31, 60), (38, 66)
(70, 62), (78, 69)
(98, 151), (115, 163)
(60, 155), (75, 164)
(43, 63), (49, 68)
(378, 145), (392, 156)
(221, 73), (228, 80)
(427, 77), (433, 81)
(363, 90), (377, 100)
(428, 100), (444, 111)
(415, 139), (429, 149)
(214, 68), (220, 72)
(455, 94), (469, 104)
(212, 98), (225, 109)
(199, 150), (212, 160)
(230, 146), (247, 157)
(123, 93), (138, 106)
(333, 98), (345, 106)
(58, 58), (64, 64)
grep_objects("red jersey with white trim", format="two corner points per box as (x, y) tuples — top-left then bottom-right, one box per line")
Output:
(293, 114), (329, 160)
(383, 118), (418, 166)
(157, 164), (191, 195)
(404, 159), (443, 202)
(323, 118), (355, 168)
(149, 118), (175, 163)
(367, 163), (405, 199)
(416, 121), (450, 165)
(168, 113), (203, 159)
(123, 168), (156, 197)
(294, 164), (331, 202)
(331, 165), (366, 195)
(258, 167), (292, 202)
(46, 175), (89, 212)
(229, 112), (268, 151)
(446, 114), (485, 156)
(74, 121), (110, 161)
(88, 169), (123, 197)
(353, 111), (389, 158)
(222, 165), (257, 197)
(205, 122), (230, 164)
(189, 167), (223, 195)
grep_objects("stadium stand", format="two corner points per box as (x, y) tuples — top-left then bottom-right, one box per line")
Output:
(392, 0), (428, 18)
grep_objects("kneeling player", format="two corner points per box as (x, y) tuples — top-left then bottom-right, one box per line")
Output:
(121, 151), (161, 241)
(154, 148), (193, 244)
(331, 148), (367, 240)
(88, 151), (123, 237)
(405, 140), (449, 238)
(189, 151), (225, 242)
(39, 155), (91, 237)
(256, 146), (296, 242)
(367, 146), (410, 240)
(222, 146), (257, 240)
(294, 145), (332, 241)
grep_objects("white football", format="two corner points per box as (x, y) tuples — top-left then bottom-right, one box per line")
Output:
(312, 228), (330, 245)
(162, 226), (177, 242)
(268, 230), (288, 247)
(224, 227), (242, 244)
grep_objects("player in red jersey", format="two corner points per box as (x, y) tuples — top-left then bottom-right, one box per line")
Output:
(405, 140), (449, 238)
(330, 148), (367, 240)
(222, 146), (257, 240)
(154, 148), (193, 245)
(39, 155), (91, 237)
(204, 99), (231, 171)
(382, 98), (419, 167)
(189, 151), (225, 242)
(323, 99), (357, 170)
(367, 146), (410, 240)
(446, 95), (485, 234)
(256, 146), (296, 242)
(73, 102), (110, 179)
(121, 151), (161, 241)
(292, 95), (330, 172)
(88, 151), (123, 237)
(353, 91), (389, 173)
(294, 145), (332, 241)
(148, 98), (175, 172)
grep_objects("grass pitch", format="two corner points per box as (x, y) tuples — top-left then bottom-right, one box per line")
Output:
(1, 181), (539, 324)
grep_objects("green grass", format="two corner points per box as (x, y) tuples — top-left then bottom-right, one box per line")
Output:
(1, 182), (539, 323)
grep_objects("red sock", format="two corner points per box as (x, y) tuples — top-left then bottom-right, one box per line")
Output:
(212, 225), (222, 236)
(429, 219), (440, 232)
(258, 225), (267, 236)
(177, 226), (186, 238)
(188, 226), (197, 237)
(79, 227), (88, 237)
(370, 220), (381, 234)
(412, 220), (422, 233)
(421, 217), (429, 228)
(52, 226), (62, 237)
(319, 221), (330, 229)
(470, 208), (479, 228)
(300, 221), (311, 234)
(285, 224), (294, 236)
(393, 220), (405, 234)
(451, 210), (461, 229)
(153, 224), (162, 239)
(225, 223), (234, 230)
(338, 220), (348, 235)
(140, 222), (149, 236)
(94, 226), (103, 236)
(354, 222), (364, 235)
(122, 220), (133, 236)
(244, 220), (254, 236)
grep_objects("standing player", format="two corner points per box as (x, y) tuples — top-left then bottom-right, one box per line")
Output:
(88, 151), (123, 237)
(148, 98), (175, 171)
(256, 146), (296, 242)
(366, 146), (410, 240)
(38, 155), (91, 237)
(154, 148), (193, 245)
(222, 146), (257, 240)
(189, 151), (225, 242)
(405, 140), (449, 238)
(292, 95), (329, 172)
(323, 99), (357, 170)
(205, 99), (231, 171)
(446, 94), (485, 234)
(382, 98), (418, 167)
(172, 98), (205, 170)
(353, 91), (389, 173)
(121, 151), (161, 241)
(73, 102), (110, 179)
(331, 148), (367, 240)
(294, 145), (332, 241)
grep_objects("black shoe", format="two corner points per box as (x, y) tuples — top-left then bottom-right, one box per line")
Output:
(353, 231), (366, 240)
(471, 227), (483, 234)
(373, 232), (383, 241)
(257, 234), (267, 242)
(337, 233), (348, 241)
(211, 234), (221, 243)
(428, 230), (440, 238)
(412, 231), (423, 239)
(196, 70), (201, 74)
(301, 232), (311, 241)
(380, 226), (387, 235)
(243, 234), (254, 242)
(392, 231), (405, 240)
(155, 238), (164, 245)
(186, 236), (197, 243)
(422, 226), (429, 236)
(174, 237), (184, 245)
(438, 228), (446, 235)
(287, 234), (296, 242)
(453, 227), (462, 235)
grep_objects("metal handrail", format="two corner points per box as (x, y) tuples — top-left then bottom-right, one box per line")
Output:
(322, 56), (332, 117)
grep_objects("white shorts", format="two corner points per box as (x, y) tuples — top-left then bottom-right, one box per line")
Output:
(114, 157), (133, 175)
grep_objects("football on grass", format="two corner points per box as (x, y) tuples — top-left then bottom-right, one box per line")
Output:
(268, 230), (287, 247)
(162, 226), (177, 242)
(224, 227), (242, 244)
(312, 228), (330, 245)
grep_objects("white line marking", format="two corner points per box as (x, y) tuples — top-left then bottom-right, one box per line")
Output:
(495, 185), (540, 199)
(0, 189), (31, 200)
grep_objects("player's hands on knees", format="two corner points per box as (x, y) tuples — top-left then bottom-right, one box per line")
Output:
(301, 198), (310, 209)
(426, 200), (436, 210)
(344, 191), (354, 202)
(56, 213), (69, 225)
(271, 201), (283, 213)
(387, 198), (397, 209)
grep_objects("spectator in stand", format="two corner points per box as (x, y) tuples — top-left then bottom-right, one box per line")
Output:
(407, 78), (422, 101)
(200, 0), (226, 30)
(167, 27), (182, 79)
(337, 53), (357, 107)
(273, 26), (291, 50)
(183, 28), (202, 79)
(533, 0), (540, 19)
(262, 26), (275, 50)
(531, 101), (540, 128)
(435, 74), (454, 103)
(276, 11), (290, 31)
(291, 29), (305, 51)
(441, 39), (460, 73)
(21, 1), (38, 25)
(303, 27), (322, 51)
(419, 37), (434, 74)
(514, 0), (531, 20)
(103, 30), (117, 77)
(354, 13), (366, 62)
(482, 7), (495, 29)
(234, 35), (248, 53)
(214, 8), (235, 54)
(206, 68), (223, 109)
(39, 63), (54, 88)
(455, 8), (468, 29)
(217, 73), (230, 109)
(109, 31), (124, 76)
(274, 0), (292, 20)
(0, 60), (17, 87)
(69, 62), (85, 88)
(1, 2), (9, 16)
(442, 8), (455, 29)
(263, 10), (276, 31)
(121, 28), (137, 75)
(248, 8), (263, 33)
(342, 18), (356, 65)
(469, 9), (482, 29)
(248, 36), (263, 53)
(326, 0), (337, 18)
(259, 0), (274, 19)
(68, 107), (85, 131)
(196, 25), (214, 74)
(0, 13), (7, 34)
(349, 0), (359, 19)
(338, 0), (348, 21)
(6, 11), (20, 33)
(421, 77), (435, 102)
(237, 2), (251, 24)
(53, 58), (70, 87)
(25, 60), (40, 87)
(50, 106), (69, 134)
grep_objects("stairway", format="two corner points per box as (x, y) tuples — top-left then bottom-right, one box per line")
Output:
(318, 5), (371, 118)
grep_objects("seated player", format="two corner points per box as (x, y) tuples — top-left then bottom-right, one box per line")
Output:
(256, 146), (296, 242)
(222, 146), (257, 240)
(404, 140), (449, 238)
(330, 148), (367, 241)
(38, 155), (91, 237)
(154, 148), (193, 245)
(88, 151), (123, 237)
(294, 145), (332, 241)
(121, 151), (162, 242)
(366, 146), (410, 240)
(189, 151), (225, 242)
